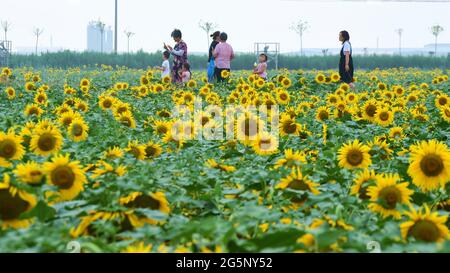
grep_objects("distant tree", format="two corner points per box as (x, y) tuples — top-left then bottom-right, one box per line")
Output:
(199, 20), (218, 53)
(290, 20), (309, 56)
(124, 30), (135, 54)
(33, 28), (44, 55)
(1, 20), (11, 41)
(430, 25), (444, 56)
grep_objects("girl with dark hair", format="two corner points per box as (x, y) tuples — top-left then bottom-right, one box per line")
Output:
(339, 30), (354, 88)
(253, 53), (268, 80)
(164, 29), (188, 83)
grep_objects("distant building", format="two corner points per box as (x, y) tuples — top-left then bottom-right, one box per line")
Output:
(424, 43), (450, 56)
(87, 21), (113, 53)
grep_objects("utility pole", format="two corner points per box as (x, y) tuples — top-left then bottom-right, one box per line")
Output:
(114, 0), (118, 54)
(395, 28), (403, 56)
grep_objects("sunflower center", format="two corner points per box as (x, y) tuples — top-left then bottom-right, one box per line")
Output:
(319, 111), (329, 120)
(0, 140), (17, 159)
(242, 118), (258, 137)
(283, 121), (297, 134)
(28, 107), (39, 115)
(366, 105), (377, 117)
(30, 170), (43, 177)
(71, 124), (83, 137)
(444, 109), (450, 117)
(288, 179), (310, 191)
(145, 146), (158, 157)
(346, 149), (363, 166)
(438, 97), (447, 106)
(0, 189), (30, 220)
(201, 116), (210, 126)
(259, 138), (272, 149)
(379, 112), (389, 121)
(38, 133), (56, 151)
(378, 186), (401, 209)
(408, 220), (440, 242)
(103, 99), (112, 108)
(120, 117), (132, 127)
(51, 166), (76, 189)
(420, 154), (444, 177)
(126, 195), (160, 210)
(358, 185), (370, 200)
(157, 126), (168, 134)
(63, 117), (73, 126)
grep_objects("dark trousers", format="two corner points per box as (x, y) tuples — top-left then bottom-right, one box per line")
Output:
(214, 68), (230, 82)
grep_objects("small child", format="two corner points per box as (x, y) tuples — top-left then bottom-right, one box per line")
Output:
(253, 53), (268, 80)
(155, 51), (171, 79)
(180, 63), (191, 83)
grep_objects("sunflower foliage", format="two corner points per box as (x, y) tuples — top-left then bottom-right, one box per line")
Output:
(0, 66), (449, 253)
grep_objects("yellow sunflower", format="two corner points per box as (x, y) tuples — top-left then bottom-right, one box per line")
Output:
(440, 105), (450, 122)
(276, 167), (320, 204)
(152, 120), (172, 135)
(126, 141), (147, 160)
(30, 126), (63, 156)
(145, 142), (163, 159)
(337, 140), (372, 169)
(43, 154), (86, 202)
(367, 173), (413, 219)
(279, 114), (301, 136)
(115, 111), (136, 128)
(235, 112), (264, 144)
(98, 96), (116, 110)
(205, 159), (236, 172)
(389, 127), (404, 140)
(252, 132), (279, 156)
(58, 110), (82, 127)
(350, 169), (378, 200)
(122, 242), (153, 253)
(120, 191), (170, 215)
(103, 146), (124, 159)
(0, 130), (25, 163)
(400, 205), (449, 243)
(435, 94), (449, 109)
(24, 103), (44, 117)
(362, 100), (378, 121)
(374, 107), (394, 127)
(13, 161), (44, 185)
(0, 174), (37, 229)
(5, 87), (15, 100)
(315, 106), (331, 122)
(68, 118), (89, 142)
(407, 139), (450, 192)
(274, 149), (307, 169)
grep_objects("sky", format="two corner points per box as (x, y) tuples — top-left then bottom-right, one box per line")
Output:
(0, 0), (449, 53)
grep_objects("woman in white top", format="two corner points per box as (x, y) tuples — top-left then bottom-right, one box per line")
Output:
(339, 30), (354, 89)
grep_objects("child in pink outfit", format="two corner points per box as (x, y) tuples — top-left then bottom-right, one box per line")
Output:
(254, 53), (268, 80)
(180, 63), (191, 83)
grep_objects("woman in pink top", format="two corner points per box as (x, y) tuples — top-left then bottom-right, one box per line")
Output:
(253, 53), (268, 80)
(213, 32), (235, 82)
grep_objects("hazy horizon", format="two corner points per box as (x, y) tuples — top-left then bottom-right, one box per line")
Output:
(1, 0), (449, 53)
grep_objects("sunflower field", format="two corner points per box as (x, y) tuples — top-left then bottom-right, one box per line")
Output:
(0, 65), (449, 253)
